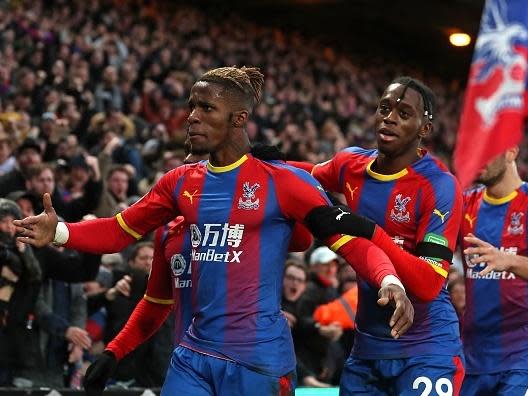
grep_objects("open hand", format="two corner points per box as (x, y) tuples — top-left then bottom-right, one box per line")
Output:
(464, 233), (509, 276)
(14, 193), (58, 247)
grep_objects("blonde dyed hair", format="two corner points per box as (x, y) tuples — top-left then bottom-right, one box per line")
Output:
(198, 66), (264, 109)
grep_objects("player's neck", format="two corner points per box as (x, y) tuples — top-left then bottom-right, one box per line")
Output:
(209, 134), (251, 167)
(374, 150), (420, 175)
(486, 167), (523, 199)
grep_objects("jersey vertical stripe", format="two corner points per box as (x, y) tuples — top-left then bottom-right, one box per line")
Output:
(462, 183), (528, 374)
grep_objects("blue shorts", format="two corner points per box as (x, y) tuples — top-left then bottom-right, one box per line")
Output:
(339, 355), (465, 396)
(161, 346), (295, 396)
(461, 370), (528, 396)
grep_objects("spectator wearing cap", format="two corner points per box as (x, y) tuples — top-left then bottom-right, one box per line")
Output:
(0, 125), (15, 176)
(0, 137), (42, 197)
(295, 246), (345, 386)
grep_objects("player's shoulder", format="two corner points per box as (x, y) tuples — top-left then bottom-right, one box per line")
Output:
(338, 146), (377, 162)
(253, 156), (323, 188)
(463, 184), (485, 202)
(255, 157), (306, 177)
(166, 161), (208, 178)
(413, 152), (458, 186)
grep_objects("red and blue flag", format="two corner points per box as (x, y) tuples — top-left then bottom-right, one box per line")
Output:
(455, 0), (528, 189)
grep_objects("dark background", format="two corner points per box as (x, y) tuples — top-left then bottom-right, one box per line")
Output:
(188, 0), (485, 80)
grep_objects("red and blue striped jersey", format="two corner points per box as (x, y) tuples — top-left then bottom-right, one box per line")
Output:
(461, 183), (528, 374)
(145, 217), (313, 347)
(145, 216), (194, 346)
(119, 154), (333, 377)
(312, 146), (463, 359)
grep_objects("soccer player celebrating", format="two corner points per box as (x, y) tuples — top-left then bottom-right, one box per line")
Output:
(15, 66), (413, 396)
(292, 77), (465, 395)
(460, 146), (528, 395)
(79, 145), (315, 393)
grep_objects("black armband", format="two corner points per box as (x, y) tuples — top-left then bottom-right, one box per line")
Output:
(415, 242), (453, 263)
(304, 205), (376, 241)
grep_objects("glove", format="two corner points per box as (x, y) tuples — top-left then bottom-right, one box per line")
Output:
(83, 350), (117, 396)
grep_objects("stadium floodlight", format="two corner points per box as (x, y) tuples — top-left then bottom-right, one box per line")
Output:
(449, 32), (471, 47)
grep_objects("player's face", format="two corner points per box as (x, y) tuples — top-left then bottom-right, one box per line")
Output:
(187, 82), (233, 155)
(476, 154), (507, 186)
(374, 84), (428, 158)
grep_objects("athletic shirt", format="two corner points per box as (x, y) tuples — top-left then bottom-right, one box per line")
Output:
(144, 216), (194, 346)
(312, 146), (463, 359)
(461, 183), (528, 374)
(121, 154), (333, 376)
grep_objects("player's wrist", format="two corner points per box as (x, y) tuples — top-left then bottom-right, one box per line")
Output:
(53, 222), (69, 245)
(381, 275), (405, 293)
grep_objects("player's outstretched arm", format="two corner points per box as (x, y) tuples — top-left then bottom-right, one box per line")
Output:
(464, 233), (528, 280)
(14, 193), (58, 247)
(16, 170), (180, 253)
(306, 205), (449, 301)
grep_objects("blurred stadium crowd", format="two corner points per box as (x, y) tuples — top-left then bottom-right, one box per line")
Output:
(0, 0), (524, 391)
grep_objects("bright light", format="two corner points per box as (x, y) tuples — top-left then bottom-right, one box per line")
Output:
(449, 33), (471, 47)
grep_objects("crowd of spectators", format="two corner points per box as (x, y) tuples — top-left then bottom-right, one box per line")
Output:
(0, 0), (522, 390)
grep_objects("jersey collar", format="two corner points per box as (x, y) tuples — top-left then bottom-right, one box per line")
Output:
(483, 189), (518, 205)
(207, 154), (248, 173)
(366, 160), (409, 181)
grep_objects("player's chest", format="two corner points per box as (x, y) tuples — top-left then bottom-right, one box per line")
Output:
(342, 172), (421, 233)
(175, 171), (281, 229)
(462, 198), (527, 251)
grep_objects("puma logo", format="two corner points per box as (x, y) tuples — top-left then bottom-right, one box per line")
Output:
(465, 213), (476, 228)
(346, 182), (358, 200)
(336, 207), (351, 221)
(433, 209), (449, 223)
(183, 190), (198, 204)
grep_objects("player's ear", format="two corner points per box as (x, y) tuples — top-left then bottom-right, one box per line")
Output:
(418, 121), (432, 139)
(232, 110), (249, 128)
